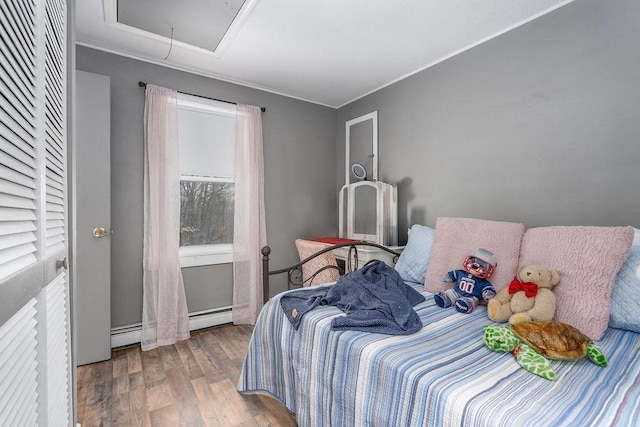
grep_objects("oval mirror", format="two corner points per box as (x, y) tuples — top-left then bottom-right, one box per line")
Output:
(351, 162), (367, 180)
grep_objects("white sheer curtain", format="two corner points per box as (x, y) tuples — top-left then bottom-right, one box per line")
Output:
(141, 84), (190, 350)
(232, 105), (267, 325)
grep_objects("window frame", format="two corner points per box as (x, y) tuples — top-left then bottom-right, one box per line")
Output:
(176, 95), (236, 267)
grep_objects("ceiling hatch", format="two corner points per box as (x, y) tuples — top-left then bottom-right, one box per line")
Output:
(116, 0), (248, 54)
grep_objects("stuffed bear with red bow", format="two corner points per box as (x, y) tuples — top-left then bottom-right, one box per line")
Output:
(487, 264), (560, 325)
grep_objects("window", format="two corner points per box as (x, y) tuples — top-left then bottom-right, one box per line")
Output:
(177, 94), (236, 266)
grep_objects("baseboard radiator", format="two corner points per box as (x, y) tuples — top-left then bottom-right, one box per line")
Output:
(110, 306), (233, 348)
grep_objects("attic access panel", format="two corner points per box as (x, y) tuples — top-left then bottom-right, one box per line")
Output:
(117, 0), (246, 52)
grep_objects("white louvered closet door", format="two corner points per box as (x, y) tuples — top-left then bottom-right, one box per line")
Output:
(0, 0), (72, 426)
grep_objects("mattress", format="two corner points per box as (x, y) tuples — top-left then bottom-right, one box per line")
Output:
(238, 283), (640, 426)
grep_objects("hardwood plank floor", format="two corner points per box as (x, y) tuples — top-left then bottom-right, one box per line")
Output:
(77, 324), (297, 427)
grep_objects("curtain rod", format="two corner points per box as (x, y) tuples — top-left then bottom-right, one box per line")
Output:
(138, 81), (266, 112)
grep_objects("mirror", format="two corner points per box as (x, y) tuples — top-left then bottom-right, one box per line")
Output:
(351, 163), (367, 180)
(345, 111), (378, 185)
(353, 184), (377, 237)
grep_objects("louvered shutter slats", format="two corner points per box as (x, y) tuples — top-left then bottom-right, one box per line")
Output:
(0, 40), (35, 104)
(3, 366), (38, 426)
(0, 164), (36, 190)
(0, 220), (36, 236)
(5, 0), (36, 35)
(0, 147), (37, 178)
(46, 192), (63, 206)
(0, 207), (36, 221)
(0, 243), (38, 275)
(0, 232), (36, 251)
(0, 118), (36, 153)
(1, 0), (36, 51)
(3, 1), (35, 50)
(46, 232), (64, 248)
(0, 180), (35, 201)
(46, 182), (63, 199)
(0, 35), (35, 97)
(0, 100), (36, 142)
(0, 73), (36, 127)
(0, 332), (37, 394)
(0, 0), (37, 280)
(0, 193), (35, 210)
(42, 276), (70, 425)
(0, 300), (39, 426)
(46, 156), (64, 179)
(43, 0), (65, 257)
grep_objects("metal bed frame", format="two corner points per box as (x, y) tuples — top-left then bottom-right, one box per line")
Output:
(261, 242), (402, 302)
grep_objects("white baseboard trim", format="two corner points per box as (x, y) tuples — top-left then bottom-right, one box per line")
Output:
(110, 307), (233, 348)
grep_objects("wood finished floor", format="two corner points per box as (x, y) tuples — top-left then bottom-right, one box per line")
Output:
(76, 324), (297, 427)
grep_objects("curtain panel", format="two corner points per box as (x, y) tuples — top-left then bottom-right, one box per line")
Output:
(142, 84), (190, 351)
(233, 105), (267, 325)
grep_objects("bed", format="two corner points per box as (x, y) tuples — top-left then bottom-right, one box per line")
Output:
(238, 218), (640, 426)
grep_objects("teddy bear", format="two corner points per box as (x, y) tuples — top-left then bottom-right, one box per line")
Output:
(434, 248), (497, 314)
(487, 264), (560, 325)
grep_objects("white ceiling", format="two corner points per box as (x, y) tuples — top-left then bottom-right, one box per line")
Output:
(76, 0), (575, 108)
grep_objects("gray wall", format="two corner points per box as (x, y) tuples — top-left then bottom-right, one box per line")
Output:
(338, 0), (640, 244)
(76, 46), (337, 327)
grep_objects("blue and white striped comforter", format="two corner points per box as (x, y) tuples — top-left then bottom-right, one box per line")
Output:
(238, 283), (640, 426)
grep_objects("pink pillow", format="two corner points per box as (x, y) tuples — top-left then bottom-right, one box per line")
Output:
(424, 217), (525, 294)
(518, 226), (634, 340)
(295, 239), (340, 286)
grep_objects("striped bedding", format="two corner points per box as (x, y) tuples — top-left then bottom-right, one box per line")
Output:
(238, 283), (640, 426)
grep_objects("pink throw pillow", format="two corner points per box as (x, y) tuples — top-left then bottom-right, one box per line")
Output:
(295, 239), (340, 286)
(424, 217), (525, 294)
(518, 226), (634, 340)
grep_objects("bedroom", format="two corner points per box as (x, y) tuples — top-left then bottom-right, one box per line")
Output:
(1, 0), (639, 425)
(76, 0), (640, 351)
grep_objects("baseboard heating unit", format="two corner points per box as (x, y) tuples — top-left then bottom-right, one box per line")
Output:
(110, 306), (232, 348)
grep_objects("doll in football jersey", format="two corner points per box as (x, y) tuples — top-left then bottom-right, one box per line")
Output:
(434, 248), (497, 314)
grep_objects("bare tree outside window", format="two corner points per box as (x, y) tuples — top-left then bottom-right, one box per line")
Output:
(180, 181), (234, 246)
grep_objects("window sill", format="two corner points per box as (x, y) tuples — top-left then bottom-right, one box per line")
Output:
(179, 245), (233, 268)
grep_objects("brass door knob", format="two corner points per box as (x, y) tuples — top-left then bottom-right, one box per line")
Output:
(93, 227), (109, 238)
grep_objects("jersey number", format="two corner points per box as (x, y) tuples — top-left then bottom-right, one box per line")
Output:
(458, 278), (475, 294)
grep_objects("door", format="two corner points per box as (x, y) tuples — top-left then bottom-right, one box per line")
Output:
(75, 70), (111, 365)
(0, 0), (73, 424)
